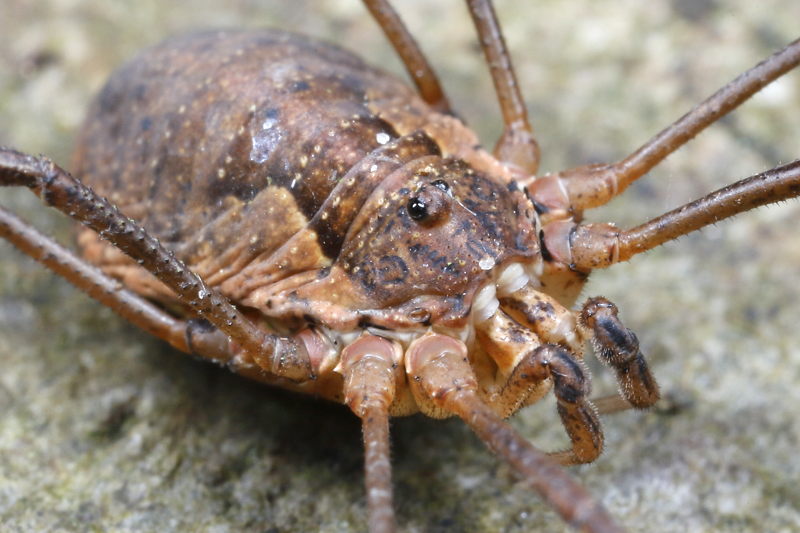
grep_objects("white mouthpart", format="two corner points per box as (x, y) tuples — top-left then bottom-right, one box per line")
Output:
(496, 262), (530, 296)
(473, 283), (499, 323)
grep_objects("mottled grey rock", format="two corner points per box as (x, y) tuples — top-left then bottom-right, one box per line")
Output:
(1, 1), (799, 532)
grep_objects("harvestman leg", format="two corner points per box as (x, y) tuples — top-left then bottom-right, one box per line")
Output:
(539, 162), (800, 403)
(529, 38), (800, 213)
(369, 0), (541, 173)
(541, 160), (800, 271)
(466, 0), (541, 174)
(363, 0), (452, 114)
(0, 148), (314, 381)
(339, 334), (400, 533)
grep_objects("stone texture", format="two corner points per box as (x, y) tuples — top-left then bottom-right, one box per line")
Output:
(1, 1), (799, 532)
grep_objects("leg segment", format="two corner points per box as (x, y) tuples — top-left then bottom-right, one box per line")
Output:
(363, 0), (451, 114)
(406, 333), (622, 533)
(499, 284), (583, 352)
(474, 308), (552, 417)
(528, 37), (800, 213)
(510, 344), (603, 466)
(542, 159), (800, 270)
(0, 148), (312, 380)
(339, 334), (402, 533)
(465, 0), (540, 174)
(581, 298), (660, 409)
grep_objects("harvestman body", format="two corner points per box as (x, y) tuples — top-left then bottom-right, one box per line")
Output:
(1, 1), (799, 532)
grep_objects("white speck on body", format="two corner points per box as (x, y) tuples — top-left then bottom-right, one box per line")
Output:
(479, 256), (495, 271)
(250, 115), (283, 164)
(376, 132), (390, 145)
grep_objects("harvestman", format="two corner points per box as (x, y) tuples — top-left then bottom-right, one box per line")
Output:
(1, 1), (799, 532)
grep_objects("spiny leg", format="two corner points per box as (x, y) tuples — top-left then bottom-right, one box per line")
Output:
(527, 37), (800, 213)
(0, 148), (313, 381)
(339, 334), (401, 533)
(465, 0), (540, 174)
(541, 160), (800, 270)
(363, 0), (452, 114)
(406, 333), (623, 533)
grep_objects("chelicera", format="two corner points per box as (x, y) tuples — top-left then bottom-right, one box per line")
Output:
(1, 2), (799, 532)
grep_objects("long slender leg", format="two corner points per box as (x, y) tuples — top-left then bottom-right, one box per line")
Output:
(528, 38), (800, 213)
(339, 334), (401, 533)
(465, 0), (540, 175)
(362, 0), (451, 114)
(406, 333), (623, 533)
(541, 159), (800, 270)
(0, 148), (312, 380)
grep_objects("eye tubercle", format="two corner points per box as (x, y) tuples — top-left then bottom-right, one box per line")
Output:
(407, 184), (451, 227)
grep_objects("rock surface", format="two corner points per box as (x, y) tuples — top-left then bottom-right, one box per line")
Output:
(1, 1), (799, 532)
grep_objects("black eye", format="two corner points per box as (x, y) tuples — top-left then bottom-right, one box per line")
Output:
(407, 197), (428, 221)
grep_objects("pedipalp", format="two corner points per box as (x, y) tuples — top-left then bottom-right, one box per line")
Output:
(406, 332), (623, 533)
